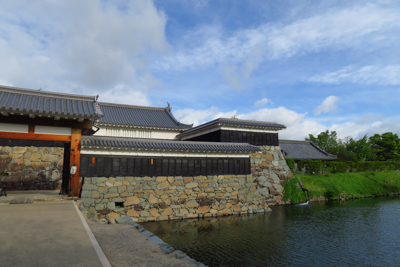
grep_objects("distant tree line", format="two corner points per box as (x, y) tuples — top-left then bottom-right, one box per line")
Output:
(306, 130), (400, 162)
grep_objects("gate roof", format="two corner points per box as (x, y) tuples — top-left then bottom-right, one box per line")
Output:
(0, 85), (103, 121)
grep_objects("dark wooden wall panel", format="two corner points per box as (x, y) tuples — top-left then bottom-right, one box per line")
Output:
(197, 130), (279, 146)
(80, 155), (251, 178)
(104, 157), (112, 177)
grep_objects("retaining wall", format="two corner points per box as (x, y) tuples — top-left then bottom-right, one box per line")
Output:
(250, 145), (293, 205)
(0, 146), (64, 190)
(81, 174), (272, 223)
(80, 145), (294, 223)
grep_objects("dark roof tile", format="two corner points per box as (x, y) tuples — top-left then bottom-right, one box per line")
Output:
(279, 140), (337, 160)
(98, 102), (192, 130)
(178, 117), (286, 138)
(81, 136), (261, 153)
(0, 85), (102, 120)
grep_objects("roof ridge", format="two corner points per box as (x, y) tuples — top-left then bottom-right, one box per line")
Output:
(178, 117), (286, 137)
(82, 135), (258, 147)
(279, 139), (311, 144)
(0, 85), (98, 101)
(220, 117), (280, 125)
(98, 101), (165, 111)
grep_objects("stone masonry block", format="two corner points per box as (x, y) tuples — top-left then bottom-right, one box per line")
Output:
(107, 202), (116, 210)
(80, 191), (92, 198)
(81, 198), (95, 206)
(81, 184), (98, 190)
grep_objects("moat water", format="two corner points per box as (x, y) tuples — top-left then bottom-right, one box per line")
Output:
(142, 196), (400, 266)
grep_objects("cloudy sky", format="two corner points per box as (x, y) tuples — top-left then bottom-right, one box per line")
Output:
(1, 0), (400, 140)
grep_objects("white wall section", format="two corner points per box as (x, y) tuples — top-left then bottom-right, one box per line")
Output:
(80, 149), (253, 158)
(95, 127), (180, 139)
(35, 126), (71, 135)
(0, 123), (29, 133)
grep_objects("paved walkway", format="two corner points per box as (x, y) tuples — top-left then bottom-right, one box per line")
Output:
(0, 201), (106, 267)
(0, 190), (66, 203)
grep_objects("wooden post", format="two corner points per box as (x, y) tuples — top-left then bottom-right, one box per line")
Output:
(69, 128), (82, 197)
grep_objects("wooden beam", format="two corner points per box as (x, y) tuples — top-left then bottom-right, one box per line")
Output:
(28, 125), (35, 133)
(0, 132), (71, 141)
(69, 128), (82, 197)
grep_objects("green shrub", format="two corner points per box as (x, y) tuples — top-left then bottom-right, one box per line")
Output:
(286, 158), (295, 172)
(283, 177), (307, 204)
(298, 159), (323, 174)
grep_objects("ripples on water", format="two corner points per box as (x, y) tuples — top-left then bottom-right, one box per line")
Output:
(142, 197), (400, 266)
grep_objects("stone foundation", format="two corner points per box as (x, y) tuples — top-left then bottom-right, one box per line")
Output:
(250, 145), (293, 205)
(80, 145), (294, 223)
(81, 174), (273, 223)
(0, 146), (64, 190)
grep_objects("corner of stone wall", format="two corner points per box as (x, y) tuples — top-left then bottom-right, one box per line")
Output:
(250, 145), (294, 205)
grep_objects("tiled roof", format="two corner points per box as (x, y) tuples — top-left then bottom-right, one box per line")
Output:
(81, 136), (261, 153)
(0, 85), (102, 120)
(177, 117), (286, 138)
(279, 140), (337, 160)
(98, 102), (192, 130)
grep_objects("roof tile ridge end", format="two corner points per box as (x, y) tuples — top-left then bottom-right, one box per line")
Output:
(164, 106), (193, 128)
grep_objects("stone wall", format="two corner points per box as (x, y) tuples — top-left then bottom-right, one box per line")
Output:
(0, 146), (64, 190)
(250, 145), (293, 205)
(81, 173), (273, 223)
(80, 145), (294, 223)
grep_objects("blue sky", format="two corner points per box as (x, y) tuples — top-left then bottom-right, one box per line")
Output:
(1, 0), (400, 140)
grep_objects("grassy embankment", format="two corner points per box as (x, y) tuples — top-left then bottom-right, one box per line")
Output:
(283, 170), (400, 204)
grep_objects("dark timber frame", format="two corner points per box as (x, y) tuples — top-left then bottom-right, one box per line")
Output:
(80, 155), (250, 177)
(186, 130), (279, 146)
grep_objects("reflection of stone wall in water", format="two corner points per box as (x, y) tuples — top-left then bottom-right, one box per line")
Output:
(0, 146), (64, 190)
(250, 146), (293, 205)
(143, 212), (274, 246)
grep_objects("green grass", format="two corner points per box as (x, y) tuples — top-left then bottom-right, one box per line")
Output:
(283, 170), (400, 203)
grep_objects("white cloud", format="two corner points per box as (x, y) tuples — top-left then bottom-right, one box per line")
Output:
(158, 2), (400, 91)
(314, 96), (339, 116)
(310, 65), (400, 85)
(0, 0), (168, 104)
(254, 97), (271, 107)
(174, 106), (237, 126)
(175, 105), (327, 140)
(174, 103), (400, 141)
(98, 85), (151, 106)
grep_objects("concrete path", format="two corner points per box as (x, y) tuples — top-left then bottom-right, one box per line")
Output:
(0, 190), (66, 203)
(0, 202), (105, 267)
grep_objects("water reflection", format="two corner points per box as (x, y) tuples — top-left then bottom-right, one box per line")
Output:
(142, 197), (400, 266)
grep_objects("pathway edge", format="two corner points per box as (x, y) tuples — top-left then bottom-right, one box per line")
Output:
(73, 201), (112, 267)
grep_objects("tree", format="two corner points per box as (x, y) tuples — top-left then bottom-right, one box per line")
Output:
(306, 130), (339, 155)
(369, 132), (400, 161)
(343, 135), (371, 162)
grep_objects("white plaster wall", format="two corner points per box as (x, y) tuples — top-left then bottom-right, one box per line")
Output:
(35, 126), (71, 135)
(152, 130), (180, 140)
(0, 123), (28, 133)
(80, 149), (252, 158)
(95, 127), (180, 140)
